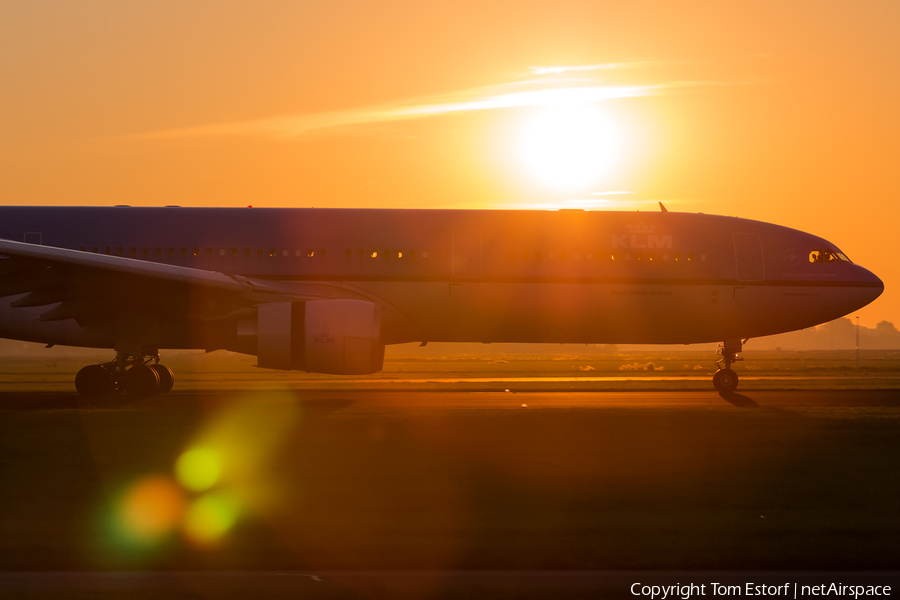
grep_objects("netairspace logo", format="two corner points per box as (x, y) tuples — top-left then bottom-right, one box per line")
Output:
(630, 582), (892, 600)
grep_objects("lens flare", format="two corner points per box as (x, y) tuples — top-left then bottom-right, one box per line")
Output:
(176, 446), (222, 492)
(184, 492), (241, 545)
(103, 395), (300, 554)
(116, 475), (186, 544)
(187, 394), (300, 492)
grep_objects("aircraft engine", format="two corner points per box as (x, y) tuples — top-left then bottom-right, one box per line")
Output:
(253, 299), (384, 375)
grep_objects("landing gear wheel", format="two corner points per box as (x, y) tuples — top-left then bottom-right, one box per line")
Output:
(75, 365), (116, 397)
(124, 365), (160, 397)
(150, 364), (174, 394)
(713, 368), (739, 392)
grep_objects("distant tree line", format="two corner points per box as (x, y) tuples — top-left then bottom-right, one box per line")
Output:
(752, 318), (900, 350)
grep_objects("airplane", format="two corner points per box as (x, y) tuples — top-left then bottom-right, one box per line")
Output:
(0, 205), (883, 395)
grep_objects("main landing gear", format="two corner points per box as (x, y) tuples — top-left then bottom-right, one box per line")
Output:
(75, 352), (174, 398)
(713, 338), (746, 392)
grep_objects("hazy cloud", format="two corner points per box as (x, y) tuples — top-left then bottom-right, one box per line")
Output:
(528, 64), (622, 75)
(527, 61), (677, 75)
(129, 65), (742, 142)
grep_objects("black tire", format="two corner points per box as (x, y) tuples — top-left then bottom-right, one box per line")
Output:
(713, 368), (739, 392)
(124, 365), (160, 397)
(75, 365), (116, 397)
(150, 364), (175, 394)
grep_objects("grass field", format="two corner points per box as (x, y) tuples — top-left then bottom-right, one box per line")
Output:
(2, 348), (900, 392)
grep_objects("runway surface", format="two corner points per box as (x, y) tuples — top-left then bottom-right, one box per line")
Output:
(2, 570), (899, 599)
(2, 388), (900, 410)
(1, 388), (899, 598)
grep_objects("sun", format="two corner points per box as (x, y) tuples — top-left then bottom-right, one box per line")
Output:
(517, 103), (619, 192)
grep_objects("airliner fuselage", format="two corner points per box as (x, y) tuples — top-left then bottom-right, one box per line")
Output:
(0, 206), (884, 393)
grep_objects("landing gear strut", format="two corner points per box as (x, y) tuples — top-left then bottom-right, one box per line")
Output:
(75, 351), (175, 398)
(713, 338), (746, 392)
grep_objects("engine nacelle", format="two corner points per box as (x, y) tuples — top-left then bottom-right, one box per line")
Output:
(255, 299), (384, 375)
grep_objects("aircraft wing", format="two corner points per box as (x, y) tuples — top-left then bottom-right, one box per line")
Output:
(0, 239), (360, 325)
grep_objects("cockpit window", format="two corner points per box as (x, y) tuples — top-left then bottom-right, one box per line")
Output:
(809, 249), (852, 264)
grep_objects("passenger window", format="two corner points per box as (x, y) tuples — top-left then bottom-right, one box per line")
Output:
(244, 248), (251, 257)
(422, 251), (428, 258)
(117, 247), (124, 256)
(409, 250), (415, 259)
(370, 251), (378, 258)
(257, 248), (264, 257)
(104, 247), (111, 255)
(219, 249), (226, 257)
(205, 248), (212, 256)
(181, 248), (187, 256)
(231, 248), (238, 257)
(674, 252), (681, 262)
(345, 249), (352, 258)
(307, 249), (315, 257)
(193, 248), (199, 256)
(155, 247), (162, 256)
(282, 249), (289, 257)
(142, 248), (150, 256)
(130, 247), (137, 256)
(168, 248), (175, 256)
(268, 248), (276, 257)
(358, 249), (364, 258)
(91, 247), (98, 253)
(687, 253), (694, 262)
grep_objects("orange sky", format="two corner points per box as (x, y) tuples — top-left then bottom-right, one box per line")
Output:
(1, 1), (898, 327)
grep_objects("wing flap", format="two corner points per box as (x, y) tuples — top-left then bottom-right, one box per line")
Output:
(9, 290), (64, 308)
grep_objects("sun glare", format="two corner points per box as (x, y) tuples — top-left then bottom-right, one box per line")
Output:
(517, 104), (619, 192)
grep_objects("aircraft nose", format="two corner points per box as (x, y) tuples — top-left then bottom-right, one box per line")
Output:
(858, 265), (884, 303)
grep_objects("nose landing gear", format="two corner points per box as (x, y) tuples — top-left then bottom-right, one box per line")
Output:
(713, 338), (746, 392)
(75, 351), (175, 398)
